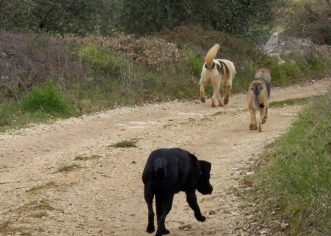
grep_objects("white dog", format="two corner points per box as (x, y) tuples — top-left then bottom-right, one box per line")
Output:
(199, 44), (236, 107)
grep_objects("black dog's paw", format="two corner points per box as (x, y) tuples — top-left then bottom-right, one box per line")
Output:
(195, 214), (206, 222)
(146, 224), (155, 233)
(163, 228), (170, 235)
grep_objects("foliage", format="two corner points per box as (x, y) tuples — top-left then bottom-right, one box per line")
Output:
(254, 91), (331, 234)
(119, 0), (282, 35)
(285, 0), (331, 44)
(0, 0), (111, 35)
(21, 81), (73, 116)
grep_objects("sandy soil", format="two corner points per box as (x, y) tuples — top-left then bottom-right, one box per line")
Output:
(0, 79), (330, 236)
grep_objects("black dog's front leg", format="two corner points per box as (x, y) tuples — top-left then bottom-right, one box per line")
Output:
(186, 191), (206, 222)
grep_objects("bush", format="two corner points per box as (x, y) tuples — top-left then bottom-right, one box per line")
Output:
(21, 81), (73, 116)
(0, 0), (110, 35)
(286, 0), (331, 44)
(119, 0), (280, 35)
(76, 44), (122, 77)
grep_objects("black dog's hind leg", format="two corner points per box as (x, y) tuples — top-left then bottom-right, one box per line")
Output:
(144, 183), (155, 233)
(186, 191), (206, 222)
(155, 193), (174, 236)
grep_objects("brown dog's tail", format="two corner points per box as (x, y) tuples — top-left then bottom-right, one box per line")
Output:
(205, 44), (220, 69)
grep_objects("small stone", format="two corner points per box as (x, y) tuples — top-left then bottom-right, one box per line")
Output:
(209, 210), (216, 215)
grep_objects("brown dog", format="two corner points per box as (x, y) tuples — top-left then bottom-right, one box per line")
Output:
(247, 68), (271, 132)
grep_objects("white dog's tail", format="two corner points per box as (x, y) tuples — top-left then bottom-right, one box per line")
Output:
(205, 44), (220, 69)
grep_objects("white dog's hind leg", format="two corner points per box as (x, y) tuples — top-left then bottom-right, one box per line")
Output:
(199, 85), (207, 103)
(211, 81), (223, 107)
(199, 70), (209, 103)
(223, 85), (231, 105)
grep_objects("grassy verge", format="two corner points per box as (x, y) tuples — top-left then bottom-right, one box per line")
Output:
(251, 91), (331, 235)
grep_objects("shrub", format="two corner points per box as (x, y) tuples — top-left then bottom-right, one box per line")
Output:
(286, 0), (331, 44)
(21, 81), (73, 116)
(76, 44), (122, 77)
(119, 0), (280, 35)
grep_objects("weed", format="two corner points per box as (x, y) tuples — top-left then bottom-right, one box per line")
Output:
(110, 139), (137, 148)
(57, 164), (80, 173)
(74, 154), (101, 161)
(31, 212), (48, 218)
(26, 181), (58, 193)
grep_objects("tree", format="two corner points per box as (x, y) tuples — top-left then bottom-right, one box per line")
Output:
(119, 0), (279, 35)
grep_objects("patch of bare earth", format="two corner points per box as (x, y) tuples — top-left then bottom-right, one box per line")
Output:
(0, 79), (330, 236)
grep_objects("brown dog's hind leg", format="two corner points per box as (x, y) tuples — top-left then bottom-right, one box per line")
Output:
(262, 107), (268, 124)
(249, 110), (258, 130)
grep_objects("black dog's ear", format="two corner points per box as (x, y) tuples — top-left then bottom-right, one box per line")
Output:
(199, 160), (211, 173)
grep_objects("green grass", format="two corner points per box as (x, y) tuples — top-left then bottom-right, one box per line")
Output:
(253, 91), (331, 235)
(0, 81), (74, 131)
(110, 139), (137, 148)
(21, 80), (73, 116)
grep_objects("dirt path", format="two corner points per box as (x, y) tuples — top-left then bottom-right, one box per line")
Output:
(0, 79), (330, 236)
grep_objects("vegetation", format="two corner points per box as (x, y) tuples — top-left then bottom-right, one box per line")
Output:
(74, 155), (101, 161)
(110, 140), (138, 148)
(252, 91), (331, 234)
(56, 164), (80, 173)
(285, 0), (331, 44)
(269, 95), (322, 108)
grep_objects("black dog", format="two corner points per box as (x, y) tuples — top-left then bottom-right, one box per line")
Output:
(142, 148), (213, 236)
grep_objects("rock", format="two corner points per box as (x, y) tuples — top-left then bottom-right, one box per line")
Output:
(209, 210), (216, 215)
(264, 32), (279, 54)
(262, 32), (318, 64)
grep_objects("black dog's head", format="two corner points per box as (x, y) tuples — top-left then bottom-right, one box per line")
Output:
(196, 160), (213, 195)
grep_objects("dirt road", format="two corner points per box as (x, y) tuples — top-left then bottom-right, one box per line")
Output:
(0, 79), (330, 236)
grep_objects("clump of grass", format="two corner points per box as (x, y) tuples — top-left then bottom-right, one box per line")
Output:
(253, 90), (331, 234)
(26, 181), (58, 193)
(31, 212), (48, 218)
(76, 44), (123, 77)
(29, 200), (56, 211)
(110, 139), (137, 148)
(74, 154), (101, 161)
(21, 80), (73, 116)
(269, 95), (322, 108)
(57, 164), (80, 173)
